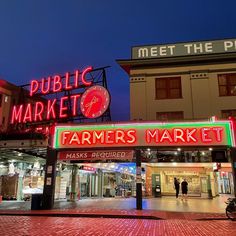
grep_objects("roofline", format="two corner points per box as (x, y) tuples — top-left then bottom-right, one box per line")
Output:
(116, 52), (236, 75)
(130, 37), (236, 50)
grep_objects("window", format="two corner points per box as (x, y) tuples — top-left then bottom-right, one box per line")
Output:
(156, 111), (184, 121)
(218, 73), (236, 96)
(221, 109), (236, 119)
(4, 96), (8, 103)
(156, 77), (182, 99)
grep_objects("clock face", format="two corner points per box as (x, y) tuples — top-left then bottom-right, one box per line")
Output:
(80, 85), (110, 118)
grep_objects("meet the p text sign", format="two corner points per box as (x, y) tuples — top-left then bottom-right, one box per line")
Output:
(132, 38), (236, 59)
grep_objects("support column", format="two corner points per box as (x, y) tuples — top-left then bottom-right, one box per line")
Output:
(97, 169), (103, 198)
(230, 148), (236, 197)
(136, 149), (142, 210)
(42, 148), (57, 209)
(70, 165), (78, 201)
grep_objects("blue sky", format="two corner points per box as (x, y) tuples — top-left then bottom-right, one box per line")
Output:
(0, 1), (235, 120)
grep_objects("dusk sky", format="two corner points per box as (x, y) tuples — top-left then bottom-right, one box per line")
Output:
(0, 1), (236, 121)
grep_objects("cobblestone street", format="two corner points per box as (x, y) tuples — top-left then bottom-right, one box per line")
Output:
(0, 215), (235, 236)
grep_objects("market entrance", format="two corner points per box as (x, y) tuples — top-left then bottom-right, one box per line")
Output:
(42, 120), (236, 210)
(55, 161), (136, 201)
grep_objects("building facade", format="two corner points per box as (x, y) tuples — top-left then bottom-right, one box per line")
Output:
(117, 38), (236, 198)
(117, 38), (236, 121)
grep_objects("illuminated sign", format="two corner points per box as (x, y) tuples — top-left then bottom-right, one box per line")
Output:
(53, 121), (235, 149)
(132, 38), (236, 59)
(81, 166), (96, 172)
(80, 85), (110, 118)
(10, 66), (110, 124)
(58, 150), (134, 161)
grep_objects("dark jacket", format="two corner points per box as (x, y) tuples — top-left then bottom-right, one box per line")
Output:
(174, 179), (180, 189)
(181, 181), (188, 191)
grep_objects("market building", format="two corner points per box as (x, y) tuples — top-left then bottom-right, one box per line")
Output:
(0, 39), (236, 211)
(116, 38), (236, 202)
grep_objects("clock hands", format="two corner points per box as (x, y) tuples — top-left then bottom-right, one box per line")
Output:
(85, 96), (98, 116)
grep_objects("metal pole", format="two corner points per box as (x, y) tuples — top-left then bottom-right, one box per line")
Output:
(42, 148), (57, 209)
(136, 149), (142, 210)
(230, 148), (236, 197)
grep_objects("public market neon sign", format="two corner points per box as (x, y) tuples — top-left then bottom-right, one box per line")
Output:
(53, 121), (236, 149)
(10, 66), (110, 124)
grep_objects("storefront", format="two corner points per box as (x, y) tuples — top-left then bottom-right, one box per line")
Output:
(53, 162), (136, 200)
(0, 152), (45, 201)
(41, 119), (236, 210)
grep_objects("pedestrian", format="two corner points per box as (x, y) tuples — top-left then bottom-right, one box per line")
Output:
(181, 179), (188, 201)
(174, 177), (180, 199)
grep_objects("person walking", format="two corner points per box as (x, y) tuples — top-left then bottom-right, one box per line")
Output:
(181, 179), (188, 201)
(174, 177), (180, 199)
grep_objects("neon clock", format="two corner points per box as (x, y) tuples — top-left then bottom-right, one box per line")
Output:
(80, 85), (110, 118)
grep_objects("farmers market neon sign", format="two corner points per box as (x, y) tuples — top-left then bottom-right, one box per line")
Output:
(10, 66), (110, 124)
(53, 120), (236, 148)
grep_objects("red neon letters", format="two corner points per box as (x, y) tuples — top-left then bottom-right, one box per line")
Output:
(145, 128), (223, 144)
(10, 66), (100, 124)
(57, 127), (225, 148)
(11, 94), (82, 123)
(30, 66), (93, 96)
(61, 130), (137, 146)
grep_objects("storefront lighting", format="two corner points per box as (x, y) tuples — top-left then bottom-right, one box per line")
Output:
(147, 148), (150, 151)
(209, 148), (213, 151)
(18, 153), (22, 156)
(172, 162), (177, 166)
(201, 152), (206, 156)
(177, 148), (181, 151)
(210, 116), (217, 122)
(174, 152), (178, 155)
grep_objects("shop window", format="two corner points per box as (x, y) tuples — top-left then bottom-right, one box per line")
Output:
(221, 109), (236, 119)
(4, 96), (8, 103)
(155, 77), (182, 99)
(218, 73), (236, 96)
(156, 111), (184, 121)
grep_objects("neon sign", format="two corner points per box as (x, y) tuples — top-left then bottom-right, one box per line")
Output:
(10, 66), (110, 124)
(80, 85), (110, 118)
(53, 120), (235, 149)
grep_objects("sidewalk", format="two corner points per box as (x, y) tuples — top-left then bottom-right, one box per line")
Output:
(0, 197), (228, 221)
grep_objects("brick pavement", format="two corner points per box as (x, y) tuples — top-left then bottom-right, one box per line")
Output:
(0, 215), (235, 236)
(0, 208), (228, 220)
